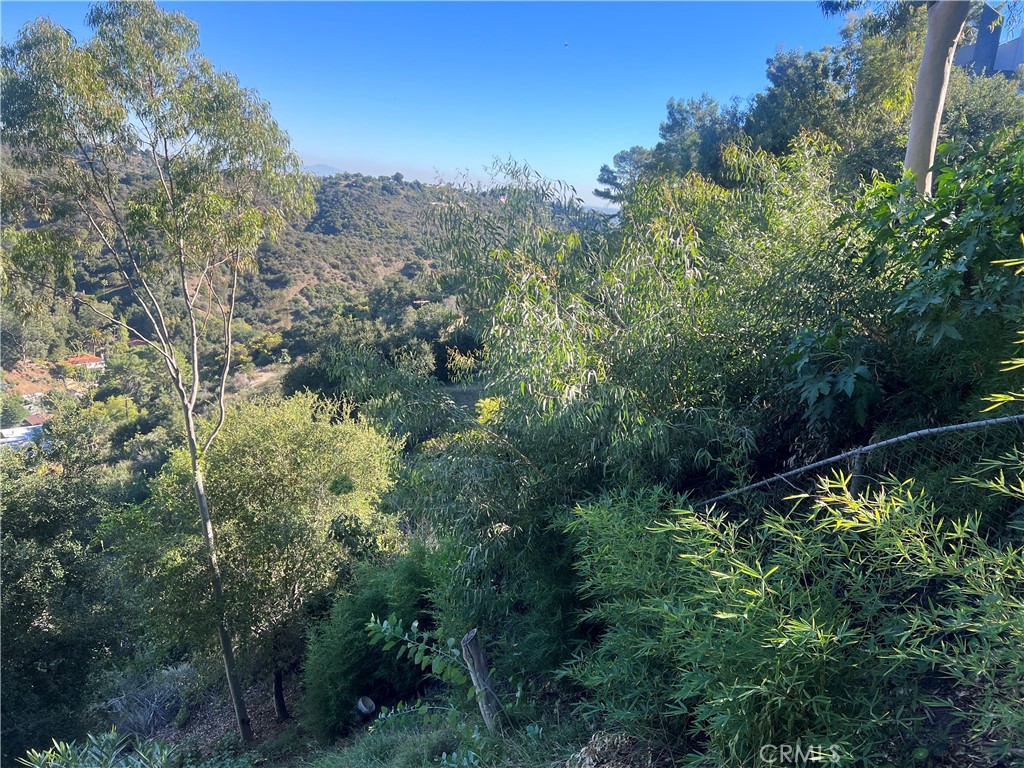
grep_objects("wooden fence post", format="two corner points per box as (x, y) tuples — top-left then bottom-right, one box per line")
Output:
(461, 628), (501, 734)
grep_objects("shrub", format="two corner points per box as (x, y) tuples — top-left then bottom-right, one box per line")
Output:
(107, 394), (400, 676)
(100, 664), (197, 737)
(852, 131), (1024, 420)
(301, 544), (434, 741)
(0, 390), (29, 428)
(417, 141), (885, 679)
(18, 730), (173, 768)
(565, 479), (1024, 766)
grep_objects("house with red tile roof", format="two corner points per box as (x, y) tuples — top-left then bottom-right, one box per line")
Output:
(65, 353), (105, 370)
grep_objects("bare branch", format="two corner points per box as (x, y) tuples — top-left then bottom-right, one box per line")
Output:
(203, 256), (239, 453)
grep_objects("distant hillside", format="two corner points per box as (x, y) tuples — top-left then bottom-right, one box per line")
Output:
(237, 172), (443, 328)
(4, 160), (446, 363)
(303, 164), (343, 176)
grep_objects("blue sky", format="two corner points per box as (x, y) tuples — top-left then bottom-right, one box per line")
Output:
(2, 2), (847, 204)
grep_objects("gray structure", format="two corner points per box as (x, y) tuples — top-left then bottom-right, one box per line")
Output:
(954, 4), (1024, 76)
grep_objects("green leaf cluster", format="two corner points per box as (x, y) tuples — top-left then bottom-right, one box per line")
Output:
(105, 393), (400, 662)
(18, 729), (173, 768)
(565, 479), (1024, 765)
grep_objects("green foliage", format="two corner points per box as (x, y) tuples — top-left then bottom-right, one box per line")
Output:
(397, 428), (583, 677)
(785, 323), (882, 428)
(238, 172), (442, 329)
(943, 67), (1024, 151)
(417, 141), (888, 679)
(846, 132), (1024, 427)
(593, 146), (653, 202)
(857, 132), (1024, 348)
(308, 691), (591, 768)
(595, 7), (1024, 194)
(18, 730), (173, 768)
(5, 5), (1024, 765)
(367, 614), (470, 690)
(178, 735), (258, 768)
(565, 480), (1024, 765)
(283, 269), (473, 446)
(651, 94), (745, 182)
(0, 305), (66, 366)
(0, 224), (76, 318)
(308, 716), (460, 768)
(1, 1), (313, 378)
(745, 47), (853, 155)
(106, 394), (400, 662)
(442, 138), (876, 488)
(982, 235), (1024, 411)
(0, 389), (29, 427)
(1, 446), (124, 762)
(301, 545), (434, 741)
(4, 7), (316, 737)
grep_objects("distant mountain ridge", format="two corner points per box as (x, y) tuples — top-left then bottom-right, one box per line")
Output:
(303, 164), (343, 176)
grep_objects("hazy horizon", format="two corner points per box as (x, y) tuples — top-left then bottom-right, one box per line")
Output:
(2, 1), (849, 204)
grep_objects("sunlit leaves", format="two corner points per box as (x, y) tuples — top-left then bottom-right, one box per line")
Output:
(2, 1), (313, 390)
(105, 394), (400, 657)
(566, 478), (1024, 764)
(855, 131), (1024, 348)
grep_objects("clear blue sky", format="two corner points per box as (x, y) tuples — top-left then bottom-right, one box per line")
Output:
(2, 1), (847, 204)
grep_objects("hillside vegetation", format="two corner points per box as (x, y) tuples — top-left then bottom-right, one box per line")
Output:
(3, 3), (1024, 768)
(242, 172), (443, 328)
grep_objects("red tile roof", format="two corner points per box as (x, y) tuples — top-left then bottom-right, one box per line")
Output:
(21, 414), (49, 426)
(65, 354), (104, 365)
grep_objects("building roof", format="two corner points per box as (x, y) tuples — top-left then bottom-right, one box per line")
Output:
(21, 414), (49, 426)
(65, 354), (104, 365)
(0, 424), (43, 448)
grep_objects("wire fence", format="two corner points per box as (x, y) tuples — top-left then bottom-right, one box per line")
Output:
(697, 412), (1024, 511)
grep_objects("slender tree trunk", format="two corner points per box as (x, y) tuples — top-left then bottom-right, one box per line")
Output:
(904, 0), (970, 196)
(273, 668), (289, 721)
(185, 417), (253, 742)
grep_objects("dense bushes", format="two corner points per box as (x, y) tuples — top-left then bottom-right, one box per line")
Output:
(0, 445), (124, 762)
(106, 394), (401, 710)
(396, 130), (1024, 767)
(566, 479), (1024, 765)
(856, 131), (1024, 361)
(5, 6), (1023, 761)
(301, 544), (434, 741)
(413, 139), (880, 675)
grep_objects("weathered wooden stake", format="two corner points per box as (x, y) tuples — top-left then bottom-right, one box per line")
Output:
(461, 628), (501, 734)
(848, 451), (866, 497)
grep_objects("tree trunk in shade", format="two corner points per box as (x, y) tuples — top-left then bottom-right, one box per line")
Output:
(274, 668), (289, 721)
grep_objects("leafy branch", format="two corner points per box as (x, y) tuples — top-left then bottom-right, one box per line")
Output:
(367, 614), (471, 692)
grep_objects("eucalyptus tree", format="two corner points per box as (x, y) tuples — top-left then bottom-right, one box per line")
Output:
(904, 0), (971, 195)
(2, 2), (312, 740)
(821, 0), (1015, 195)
